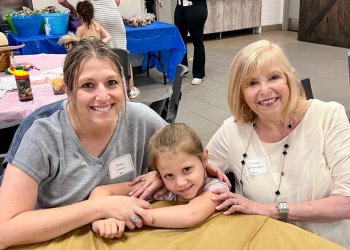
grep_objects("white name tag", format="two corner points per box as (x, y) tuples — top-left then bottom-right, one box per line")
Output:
(109, 154), (135, 179)
(245, 155), (268, 177)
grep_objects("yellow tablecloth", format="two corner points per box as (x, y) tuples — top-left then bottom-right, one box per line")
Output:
(10, 202), (345, 250)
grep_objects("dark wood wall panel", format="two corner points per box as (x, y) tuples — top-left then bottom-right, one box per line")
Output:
(298, 0), (350, 48)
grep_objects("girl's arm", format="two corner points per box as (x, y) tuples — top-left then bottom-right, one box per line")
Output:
(58, 0), (78, 17)
(99, 25), (112, 44)
(141, 191), (219, 228)
(75, 26), (83, 39)
(0, 164), (151, 249)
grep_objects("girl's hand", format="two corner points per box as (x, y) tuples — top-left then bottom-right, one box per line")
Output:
(92, 218), (125, 238)
(157, 0), (163, 7)
(211, 189), (272, 217)
(206, 163), (232, 188)
(128, 171), (167, 200)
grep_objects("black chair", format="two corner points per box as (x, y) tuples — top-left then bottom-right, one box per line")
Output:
(0, 124), (19, 169)
(1, 99), (65, 169)
(165, 64), (187, 123)
(132, 64), (186, 123)
(300, 78), (314, 100)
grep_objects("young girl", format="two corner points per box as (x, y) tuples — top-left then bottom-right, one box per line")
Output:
(89, 123), (229, 238)
(75, 0), (111, 44)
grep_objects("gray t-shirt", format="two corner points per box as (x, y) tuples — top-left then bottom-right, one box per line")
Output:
(12, 101), (167, 208)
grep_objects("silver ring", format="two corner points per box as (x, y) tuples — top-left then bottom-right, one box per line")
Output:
(232, 198), (240, 205)
(130, 214), (141, 223)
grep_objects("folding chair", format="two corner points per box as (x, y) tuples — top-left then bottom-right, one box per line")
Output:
(1, 99), (64, 169)
(165, 64), (187, 123)
(111, 48), (131, 87)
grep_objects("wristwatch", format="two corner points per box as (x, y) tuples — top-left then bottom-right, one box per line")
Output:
(275, 202), (289, 221)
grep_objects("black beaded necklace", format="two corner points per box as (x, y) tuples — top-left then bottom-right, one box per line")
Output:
(239, 121), (293, 202)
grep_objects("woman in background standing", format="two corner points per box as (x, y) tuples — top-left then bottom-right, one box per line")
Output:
(175, 0), (207, 85)
(90, 0), (125, 49)
(59, 0), (140, 98)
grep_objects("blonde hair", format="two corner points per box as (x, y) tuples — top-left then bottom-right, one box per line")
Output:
(227, 40), (301, 123)
(148, 123), (204, 172)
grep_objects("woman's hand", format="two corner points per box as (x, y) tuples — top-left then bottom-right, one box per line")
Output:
(212, 189), (272, 217)
(206, 163), (232, 188)
(128, 171), (167, 200)
(92, 218), (125, 238)
(101, 196), (153, 229)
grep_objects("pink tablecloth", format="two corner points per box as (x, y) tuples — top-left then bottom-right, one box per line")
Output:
(0, 54), (67, 129)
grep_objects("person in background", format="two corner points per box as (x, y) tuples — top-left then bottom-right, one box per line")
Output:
(58, 0), (78, 17)
(75, 0), (111, 44)
(0, 36), (166, 249)
(175, 0), (207, 85)
(58, 0), (140, 98)
(89, 123), (229, 238)
(145, 0), (163, 19)
(206, 39), (350, 249)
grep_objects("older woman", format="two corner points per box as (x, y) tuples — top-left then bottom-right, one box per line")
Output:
(0, 36), (166, 249)
(207, 40), (350, 248)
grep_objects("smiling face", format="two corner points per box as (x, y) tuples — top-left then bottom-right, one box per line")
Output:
(156, 150), (207, 201)
(70, 57), (125, 129)
(242, 66), (289, 120)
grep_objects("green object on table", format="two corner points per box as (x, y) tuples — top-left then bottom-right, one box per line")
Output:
(6, 14), (18, 34)
(5, 66), (24, 74)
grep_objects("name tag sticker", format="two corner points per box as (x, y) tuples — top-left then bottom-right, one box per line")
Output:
(245, 155), (268, 177)
(109, 154), (135, 179)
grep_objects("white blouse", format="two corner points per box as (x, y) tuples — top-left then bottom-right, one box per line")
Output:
(207, 99), (350, 248)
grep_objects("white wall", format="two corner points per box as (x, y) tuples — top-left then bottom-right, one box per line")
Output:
(119, 1), (144, 16)
(32, 0), (78, 11)
(288, 0), (300, 19)
(32, 0), (143, 15)
(261, 0), (284, 26)
(32, 0), (298, 28)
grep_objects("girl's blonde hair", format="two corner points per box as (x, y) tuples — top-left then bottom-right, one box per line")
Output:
(228, 39), (301, 123)
(148, 123), (204, 171)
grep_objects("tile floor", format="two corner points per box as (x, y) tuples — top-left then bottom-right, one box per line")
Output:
(173, 31), (350, 145)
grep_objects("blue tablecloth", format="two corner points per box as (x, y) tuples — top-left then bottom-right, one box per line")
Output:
(8, 21), (186, 81)
(7, 33), (67, 55)
(126, 22), (186, 81)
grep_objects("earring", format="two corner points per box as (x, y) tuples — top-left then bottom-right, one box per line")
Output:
(241, 103), (251, 117)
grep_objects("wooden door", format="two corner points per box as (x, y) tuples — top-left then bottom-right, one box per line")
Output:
(204, 0), (223, 34)
(298, 0), (350, 48)
(224, 0), (261, 31)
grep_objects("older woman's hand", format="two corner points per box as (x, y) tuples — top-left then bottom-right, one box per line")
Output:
(128, 171), (167, 200)
(206, 163), (232, 188)
(212, 189), (272, 217)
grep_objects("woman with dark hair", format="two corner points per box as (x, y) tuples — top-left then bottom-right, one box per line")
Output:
(175, 0), (208, 85)
(75, 0), (111, 44)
